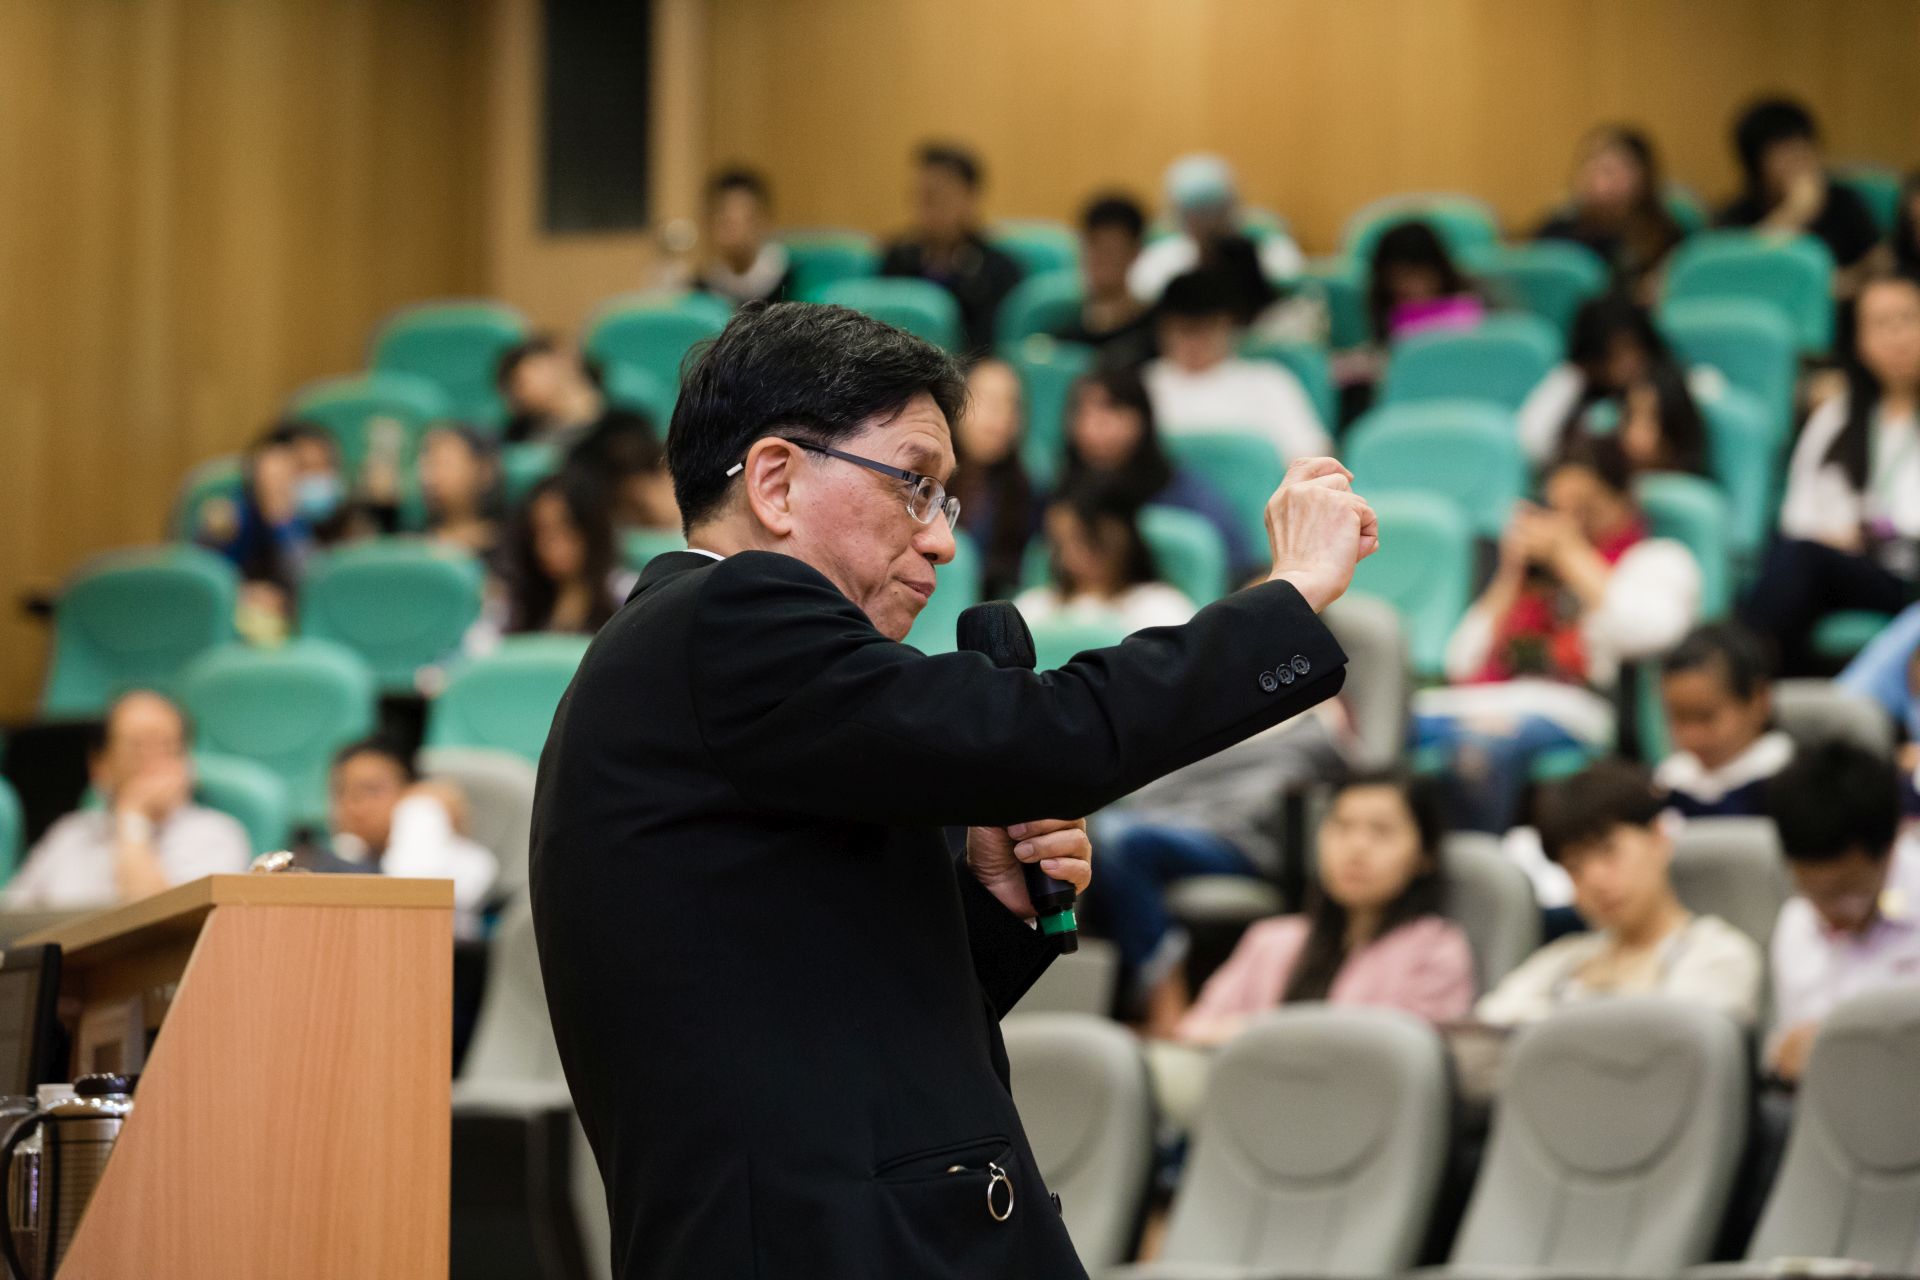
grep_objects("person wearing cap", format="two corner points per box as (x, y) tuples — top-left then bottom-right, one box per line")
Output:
(1128, 153), (1304, 314)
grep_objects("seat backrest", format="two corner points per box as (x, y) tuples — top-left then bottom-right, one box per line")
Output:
(1299, 255), (1369, 349)
(1669, 817), (1792, 956)
(285, 370), (454, 475)
(1442, 833), (1541, 993)
(418, 747), (537, 904)
(902, 531), (980, 655)
(1007, 335), (1096, 484)
(41, 545), (240, 716)
(1636, 472), (1731, 619)
(1322, 594), (1410, 769)
(1002, 1012), (1152, 1271)
(298, 539), (485, 695)
(1162, 1005), (1451, 1273)
(1466, 240), (1609, 335)
(582, 294), (730, 398)
(178, 639), (377, 828)
(995, 268), (1083, 347)
(369, 299), (528, 430)
(0, 777), (22, 886)
(1138, 505), (1228, 605)
(1242, 337), (1338, 429)
(425, 636), (591, 764)
(1162, 431), (1288, 555)
(1698, 382), (1780, 562)
(460, 896), (564, 1084)
(1746, 985), (1920, 1274)
(1345, 401), (1526, 539)
(1014, 937), (1120, 1017)
(1381, 313), (1563, 414)
(1026, 617), (1133, 672)
(1663, 231), (1835, 355)
(1346, 490), (1474, 678)
(1772, 678), (1896, 756)
(1342, 193), (1501, 264)
(778, 229), (880, 299)
(191, 751), (291, 856)
(1451, 998), (1749, 1276)
(620, 527), (687, 575)
(990, 218), (1079, 277)
(815, 278), (963, 351)
(169, 454), (245, 541)
(599, 359), (675, 425)
(1833, 165), (1901, 235)
(1660, 296), (1798, 443)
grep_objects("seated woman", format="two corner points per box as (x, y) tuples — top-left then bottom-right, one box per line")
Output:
(1518, 294), (1705, 472)
(1415, 436), (1702, 832)
(1741, 272), (1920, 674)
(1656, 622), (1794, 818)
(1013, 481), (1194, 633)
(474, 472), (631, 646)
(1057, 364), (1257, 579)
(1533, 125), (1686, 299)
(1367, 220), (1486, 345)
(1477, 761), (1762, 1028)
(418, 424), (505, 563)
(950, 357), (1035, 600)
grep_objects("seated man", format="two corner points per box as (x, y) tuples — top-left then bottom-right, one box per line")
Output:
(692, 167), (794, 309)
(1764, 740), (1920, 1083)
(1056, 192), (1155, 368)
(1656, 622), (1794, 818)
(878, 141), (1023, 355)
(1477, 760), (1762, 1028)
(311, 737), (499, 934)
(5, 690), (251, 909)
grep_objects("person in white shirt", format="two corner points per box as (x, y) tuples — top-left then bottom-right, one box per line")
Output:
(1763, 740), (1920, 1083)
(5, 691), (251, 909)
(1477, 761), (1762, 1028)
(1143, 269), (1331, 467)
(1654, 622), (1795, 819)
(1014, 482), (1195, 635)
(320, 738), (498, 933)
(1741, 273), (1920, 674)
(1128, 153), (1303, 308)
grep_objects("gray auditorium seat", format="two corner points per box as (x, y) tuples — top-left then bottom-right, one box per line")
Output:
(454, 898), (610, 1280)
(1669, 818), (1792, 955)
(420, 746), (537, 903)
(1323, 594), (1410, 769)
(1018, 935), (1122, 1016)
(1441, 833), (1540, 993)
(1738, 985), (1920, 1275)
(1003, 1013), (1155, 1271)
(1164, 875), (1285, 929)
(1446, 998), (1748, 1278)
(1771, 679), (1896, 756)
(1111, 1006), (1450, 1279)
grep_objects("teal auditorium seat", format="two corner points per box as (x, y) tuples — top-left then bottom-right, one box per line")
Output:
(1140, 505), (1231, 604)
(1163, 431), (1288, 558)
(286, 371), (454, 476)
(1663, 231), (1835, 356)
(169, 455), (245, 541)
(1241, 337), (1337, 431)
(1381, 313), (1561, 414)
(370, 300), (528, 431)
(1664, 185), (1710, 237)
(1008, 336), (1096, 485)
(1344, 401), (1526, 540)
(815, 279), (963, 351)
(41, 546), (239, 716)
(179, 639), (376, 829)
(191, 751), (292, 855)
(1027, 617), (1133, 672)
(599, 360), (676, 426)
(298, 539), (486, 694)
(991, 219), (1079, 277)
(425, 636), (591, 764)
(1698, 384), (1779, 565)
(1299, 257), (1369, 349)
(1833, 164), (1901, 236)
(779, 230), (879, 299)
(1660, 296), (1798, 443)
(904, 531), (980, 654)
(583, 293), (731, 403)
(997, 270), (1084, 347)
(1341, 193), (1501, 264)
(1347, 492), (1473, 679)
(621, 528), (687, 574)
(1637, 472), (1732, 619)
(0, 777), (21, 885)
(1466, 241), (1609, 336)
(500, 442), (560, 505)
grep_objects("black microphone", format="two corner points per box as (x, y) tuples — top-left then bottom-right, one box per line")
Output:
(955, 601), (1080, 953)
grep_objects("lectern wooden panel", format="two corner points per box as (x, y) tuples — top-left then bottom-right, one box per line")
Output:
(19, 874), (452, 1279)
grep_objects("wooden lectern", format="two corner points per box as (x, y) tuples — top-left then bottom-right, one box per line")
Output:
(19, 873), (452, 1278)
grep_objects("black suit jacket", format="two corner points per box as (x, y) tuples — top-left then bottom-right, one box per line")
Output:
(529, 550), (1347, 1279)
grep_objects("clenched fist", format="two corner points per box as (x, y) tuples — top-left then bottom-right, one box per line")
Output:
(1264, 457), (1379, 612)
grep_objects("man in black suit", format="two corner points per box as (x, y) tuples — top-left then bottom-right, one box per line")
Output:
(531, 301), (1376, 1279)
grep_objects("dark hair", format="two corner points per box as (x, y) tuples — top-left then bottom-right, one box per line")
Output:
(1894, 171), (1920, 278)
(1284, 769), (1448, 1003)
(917, 142), (982, 191)
(1059, 365), (1173, 505)
(505, 471), (620, 635)
(1662, 622), (1773, 700)
(329, 734), (419, 782)
(1536, 760), (1665, 864)
(92, 689), (194, 756)
(1733, 96), (1818, 192)
(1044, 479), (1160, 595)
(1622, 359), (1709, 475)
(666, 301), (967, 530)
(1766, 740), (1901, 864)
(422, 423), (504, 526)
(1081, 193), (1147, 241)
(1546, 431), (1635, 497)
(496, 334), (559, 395)
(1156, 268), (1240, 321)
(1826, 271), (1920, 488)
(708, 166), (772, 209)
(1367, 220), (1472, 342)
(1566, 293), (1672, 380)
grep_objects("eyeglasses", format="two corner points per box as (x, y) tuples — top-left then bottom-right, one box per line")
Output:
(727, 437), (961, 528)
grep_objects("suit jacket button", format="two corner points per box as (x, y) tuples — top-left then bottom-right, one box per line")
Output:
(1291, 655), (1311, 675)
(1258, 671), (1280, 693)
(1278, 666), (1296, 685)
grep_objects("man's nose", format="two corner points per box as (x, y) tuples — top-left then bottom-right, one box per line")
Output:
(916, 513), (958, 565)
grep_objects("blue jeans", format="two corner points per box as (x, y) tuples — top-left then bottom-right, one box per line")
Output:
(1414, 713), (1582, 833)
(1085, 817), (1256, 974)
(1837, 600), (1920, 743)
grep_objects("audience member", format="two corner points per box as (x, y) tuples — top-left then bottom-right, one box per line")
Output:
(1717, 96), (1880, 294)
(418, 424), (505, 563)
(567, 413), (679, 534)
(1367, 219), (1486, 344)
(949, 357), (1034, 599)
(1129, 154), (1302, 313)
(878, 142), (1023, 354)
(493, 473), (630, 639)
(1534, 124), (1686, 297)
(1058, 365), (1256, 578)
(1764, 740), (1920, 1082)
(1143, 269), (1330, 465)
(1013, 482), (1193, 632)
(1837, 601), (1920, 779)
(1741, 271), (1920, 673)
(1476, 761), (1762, 1026)
(498, 336), (610, 446)
(693, 167), (795, 308)
(1417, 437), (1701, 831)
(315, 737), (498, 933)
(1056, 193), (1155, 367)
(1656, 623), (1793, 818)
(1519, 294), (1675, 462)
(4, 691), (250, 909)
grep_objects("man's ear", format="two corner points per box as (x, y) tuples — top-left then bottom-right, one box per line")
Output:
(741, 438), (800, 538)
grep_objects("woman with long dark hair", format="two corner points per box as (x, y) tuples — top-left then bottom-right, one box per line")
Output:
(1366, 219), (1484, 344)
(1012, 479), (1193, 632)
(501, 471), (626, 636)
(1742, 271), (1920, 672)
(1518, 292), (1704, 473)
(1534, 125), (1686, 296)
(949, 357), (1036, 599)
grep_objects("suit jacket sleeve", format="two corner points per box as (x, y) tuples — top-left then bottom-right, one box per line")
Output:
(689, 550), (1348, 829)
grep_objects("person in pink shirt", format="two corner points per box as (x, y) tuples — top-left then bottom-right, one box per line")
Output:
(1164, 770), (1476, 1047)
